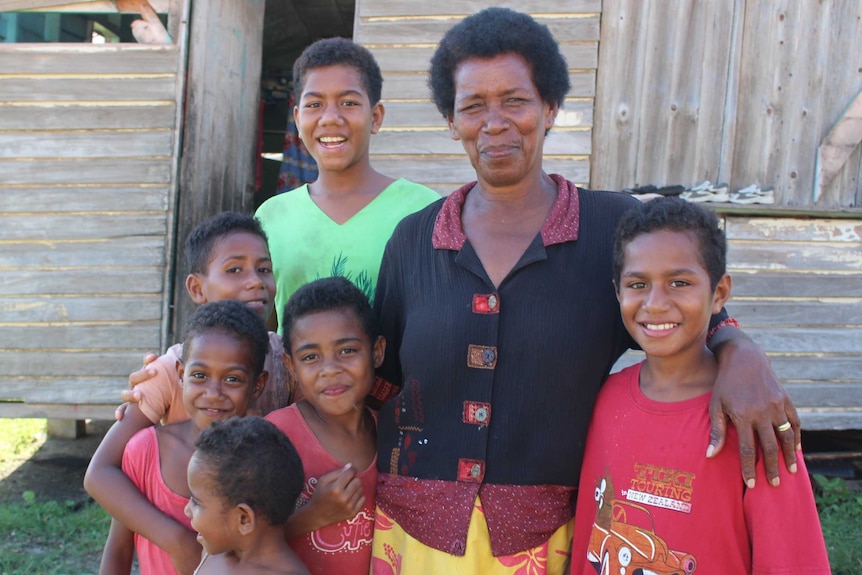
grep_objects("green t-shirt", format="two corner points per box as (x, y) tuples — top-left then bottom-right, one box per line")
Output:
(255, 178), (440, 330)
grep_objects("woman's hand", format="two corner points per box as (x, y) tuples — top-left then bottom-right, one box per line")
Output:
(708, 327), (801, 488)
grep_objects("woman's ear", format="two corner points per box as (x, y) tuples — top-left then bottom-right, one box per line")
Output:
(712, 274), (733, 314)
(447, 114), (461, 141)
(544, 101), (560, 132)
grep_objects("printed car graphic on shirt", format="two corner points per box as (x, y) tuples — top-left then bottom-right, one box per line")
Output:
(587, 475), (697, 575)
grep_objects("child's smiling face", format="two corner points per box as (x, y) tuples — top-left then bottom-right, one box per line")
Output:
(286, 307), (384, 418)
(189, 231), (276, 323)
(294, 64), (383, 174)
(185, 453), (234, 556)
(616, 229), (730, 360)
(179, 329), (266, 429)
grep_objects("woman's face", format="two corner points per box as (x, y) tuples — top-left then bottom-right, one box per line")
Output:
(447, 53), (558, 189)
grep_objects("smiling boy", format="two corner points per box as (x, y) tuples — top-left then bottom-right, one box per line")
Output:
(254, 38), (439, 324)
(570, 198), (830, 575)
(85, 212), (290, 574)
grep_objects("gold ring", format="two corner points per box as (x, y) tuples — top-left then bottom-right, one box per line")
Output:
(776, 421), (792, 432)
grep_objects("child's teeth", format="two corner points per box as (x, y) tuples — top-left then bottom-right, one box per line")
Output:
(646, 323), (676, 330)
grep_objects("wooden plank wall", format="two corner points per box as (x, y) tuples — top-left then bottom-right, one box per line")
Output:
(354, 0), (601, 194)
(592, 0), (862, 210)
(725, 215), (862, 429)
(0, 43), (183, 418)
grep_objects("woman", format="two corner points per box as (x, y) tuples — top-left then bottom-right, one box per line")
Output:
(370, 8), (798, 574)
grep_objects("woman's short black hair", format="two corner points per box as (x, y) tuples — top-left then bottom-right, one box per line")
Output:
(293, 37), (383, 105)
(613, 198), (728, 290)
(182, 300), (270, 379)
(282, 276), (377, 350)
(428, 7), (570, 117)
(194, 416), (303, 526)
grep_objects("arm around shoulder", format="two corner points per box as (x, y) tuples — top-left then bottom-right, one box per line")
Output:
(707, 323), (800, 489)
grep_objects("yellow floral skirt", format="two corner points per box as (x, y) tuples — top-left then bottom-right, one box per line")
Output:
(371, 497), (572, 575)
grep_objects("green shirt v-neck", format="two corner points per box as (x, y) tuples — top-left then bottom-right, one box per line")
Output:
(255, 178), (440, 330)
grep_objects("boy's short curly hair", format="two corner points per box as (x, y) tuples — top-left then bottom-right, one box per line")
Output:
(293, 37), (383, 106)
(613, 198), (727, 290)
(194, 416), (303, 526)
(428, 7), (570, 117)
(182, 300), (270, 379)
(282, 276), (377, 350)
(185, 212), (268, 275)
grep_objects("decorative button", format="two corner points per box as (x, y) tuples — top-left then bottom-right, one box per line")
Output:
(467, 345), (497, 369)
(463, 401), (492, 426)
(472, 293), (501, 314)
(457, 458), (485, 483)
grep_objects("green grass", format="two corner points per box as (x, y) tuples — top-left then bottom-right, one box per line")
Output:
(0, 494), (110, 575)
(0, 418), (111, 574)
(814, 474), (862, 575)
(0, 418), (44, 462)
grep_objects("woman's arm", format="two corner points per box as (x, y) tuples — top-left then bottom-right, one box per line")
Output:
(707, 323), (801, 489)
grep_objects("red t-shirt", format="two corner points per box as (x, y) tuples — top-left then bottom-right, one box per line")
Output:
(266, 404), (377, 575)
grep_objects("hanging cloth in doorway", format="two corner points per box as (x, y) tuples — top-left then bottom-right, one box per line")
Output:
(277, 93), (318, 193)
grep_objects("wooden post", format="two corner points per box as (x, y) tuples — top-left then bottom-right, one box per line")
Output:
(171, 0), (266, 340)
(46, 419), (86, 439)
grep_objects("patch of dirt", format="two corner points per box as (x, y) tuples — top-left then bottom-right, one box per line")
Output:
(0, 419), (112, 504)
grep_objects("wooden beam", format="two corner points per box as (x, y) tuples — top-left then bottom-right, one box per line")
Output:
(6, 0), (173, 12)
(0, 0), (93, 9)
(814, 88), (862, 202)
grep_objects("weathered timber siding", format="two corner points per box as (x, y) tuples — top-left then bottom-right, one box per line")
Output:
(0, 43), (185, 418)
(592, 0), (862, 210)
(724, 215), (862, 429)
(354, 0), (600, 194)
(169, 0), (266, 341)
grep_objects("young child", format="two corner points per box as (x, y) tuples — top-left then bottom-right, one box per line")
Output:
(571, 198), (830, 574)
(85, 211), (290, 574)
(254, 37), (439, 321)
(265, 277), (384, 575)
(99, 300), (270, 575)
(185, 416), (310, 575)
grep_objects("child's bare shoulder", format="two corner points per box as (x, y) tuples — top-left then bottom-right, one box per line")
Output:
(154, 419), (195, 449)
(200, 553), (310, 575)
